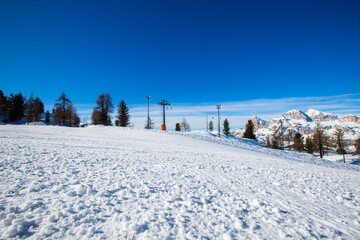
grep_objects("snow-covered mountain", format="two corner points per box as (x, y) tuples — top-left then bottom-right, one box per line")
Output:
(234, 109), (360, 145)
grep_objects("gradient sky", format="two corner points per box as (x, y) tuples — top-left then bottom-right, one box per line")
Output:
(0, 1), (359, 128)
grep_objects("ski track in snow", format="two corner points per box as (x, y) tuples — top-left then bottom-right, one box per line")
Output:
(0, 125), (359, 239)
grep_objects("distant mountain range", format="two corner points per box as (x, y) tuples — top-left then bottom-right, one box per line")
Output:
(233, 109), (360, 144)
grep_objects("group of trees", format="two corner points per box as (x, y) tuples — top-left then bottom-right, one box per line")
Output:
(265, 121), (360, 159)
(175, 118), (191, 132)
(0, 90), (80, 127)
(206, 119), (231, 136)
(240, 117), (360, 158)
(0, 90), (45, 123)
(0, 90), (132, 128)
(53, 92), (80, 127)
(91, 93), (130, 127)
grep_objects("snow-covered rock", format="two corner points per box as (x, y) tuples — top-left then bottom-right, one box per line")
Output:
(284, 109), (312, 122)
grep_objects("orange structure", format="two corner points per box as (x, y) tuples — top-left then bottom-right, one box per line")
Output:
(157, 99), (170, 131)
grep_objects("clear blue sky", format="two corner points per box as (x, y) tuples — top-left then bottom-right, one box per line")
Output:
(1, 0), (359, 110)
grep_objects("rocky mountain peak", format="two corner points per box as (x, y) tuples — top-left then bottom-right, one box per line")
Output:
(283, 110), (312, 122)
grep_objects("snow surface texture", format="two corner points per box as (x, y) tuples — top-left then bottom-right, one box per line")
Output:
(1, 125), (360, 239)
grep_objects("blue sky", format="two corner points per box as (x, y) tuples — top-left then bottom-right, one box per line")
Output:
(0, 1), (359, 128)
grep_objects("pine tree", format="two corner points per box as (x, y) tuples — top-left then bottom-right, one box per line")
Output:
(209, 121), (214, 132)
(243, 119), (256, 140)
(9, 93), (26, 122)
(45, 110), (51, 124)
(293, 132), (304, 152)
(117, 99), (130, 127)
(92, 93), (114, 125)
(33, 97), (44, 121)
(180, 118), (190, 132)
(25, 94), (35, 122)
(175, 123), (181, 131)
(0, 90), (8, 122)
(304, 137), (314, 154)
(355, 137), (360, 155)
(223, 119), (230, 136)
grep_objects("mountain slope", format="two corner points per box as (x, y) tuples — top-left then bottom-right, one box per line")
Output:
(1, 125), (360, 239)
(235, 109), (360, 146)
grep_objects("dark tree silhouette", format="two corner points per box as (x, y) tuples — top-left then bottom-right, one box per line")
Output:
(209, 121), (214, 132)
(117, 99), (130, 127)
(9, 93), (26, 122)
(92, 93), (114, 125)
(243, 119), (256, 140)
(223, 119), (230, 136)
(305, 137), (314, 154)
(293, 133), (304, 152)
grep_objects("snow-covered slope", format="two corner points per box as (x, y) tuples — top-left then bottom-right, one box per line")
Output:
(1, 125), (360, 239)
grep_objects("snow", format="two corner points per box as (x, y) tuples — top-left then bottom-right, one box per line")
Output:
(1, 125), (360, 239)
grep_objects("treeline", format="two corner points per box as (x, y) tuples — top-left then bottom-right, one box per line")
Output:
(0, 90), (80, 126)
(241, 119), (360, 158)
(0, 90), (133, 128)
(0, 90), (44, 123)
(91, 93), (130, 127)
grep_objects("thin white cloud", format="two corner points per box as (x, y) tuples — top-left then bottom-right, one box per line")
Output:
(74, 94), (360, 130)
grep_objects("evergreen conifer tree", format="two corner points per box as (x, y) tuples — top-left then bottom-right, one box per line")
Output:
(0, 90), (7, 122)
(9, 93), (26, 122)
(243, 119), (256, 140)
(223, 119), (230, 136)
(304, 137), (314, 154)
(209, 121), (214, 132)
(45, 110), (51, 124)
(293, 133), (304, 152)
(117, 99), (130, 127)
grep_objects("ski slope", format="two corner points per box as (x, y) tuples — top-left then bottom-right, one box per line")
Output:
(0, 125), (359, 239)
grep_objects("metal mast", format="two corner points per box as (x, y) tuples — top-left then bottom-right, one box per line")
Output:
(216, 105), (221, 137)
(145, 96), (151, 129)
(157, 99), (170, 130)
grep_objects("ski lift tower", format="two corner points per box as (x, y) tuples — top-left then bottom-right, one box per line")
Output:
(216, 104), (221, 137)
(157, 99), (171, 131)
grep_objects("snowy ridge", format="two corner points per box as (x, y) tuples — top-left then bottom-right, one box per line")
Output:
(236, 109), (360, 145)
(1, 125), (360, 239)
